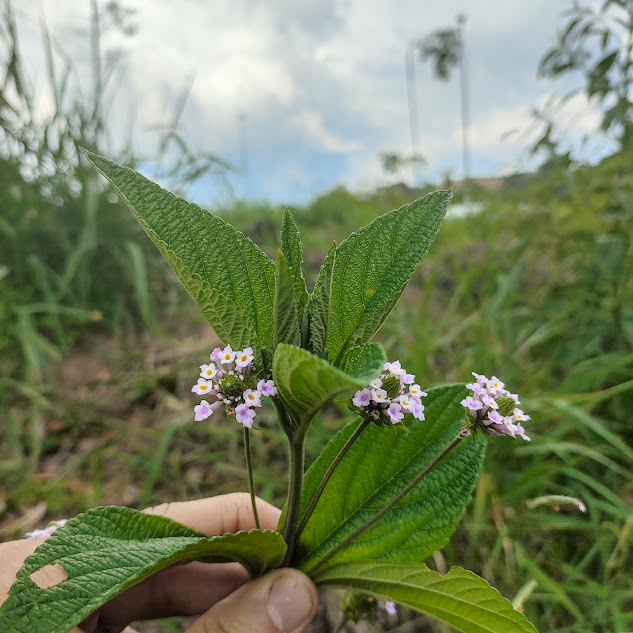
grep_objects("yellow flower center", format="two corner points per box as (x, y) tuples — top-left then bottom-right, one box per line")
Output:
(200, 385), (207, 390)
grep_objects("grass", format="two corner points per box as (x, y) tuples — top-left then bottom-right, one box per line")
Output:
(2, 162), (631, 631)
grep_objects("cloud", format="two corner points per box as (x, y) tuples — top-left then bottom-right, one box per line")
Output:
(291, 110), (361, 153)
(11, 0), (611, 202)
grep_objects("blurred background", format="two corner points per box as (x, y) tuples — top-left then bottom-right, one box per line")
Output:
(0, 0), (632, 631)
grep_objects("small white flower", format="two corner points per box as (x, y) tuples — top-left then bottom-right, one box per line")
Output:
(409, 384), (426, 399)
(243, 389), (262, 407)
(235, 347), (254, 368)
(192, 378), (213, 395)
(369, 377), (383, 389)
(220, 345), (236, 364)
(397, 395), (414, 412)
(199, 364), (217, 380)
(371, 387), (388, 403)
(487, 376), (505, 393)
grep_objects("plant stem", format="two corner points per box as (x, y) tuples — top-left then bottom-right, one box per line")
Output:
(295, 418), (370, 541)
(243, 426), (260, 530)
(307, 435), (464, 577)
(281, 437), (305, 566)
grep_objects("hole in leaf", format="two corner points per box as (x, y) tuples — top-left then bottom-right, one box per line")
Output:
(30, 563), (68, 589)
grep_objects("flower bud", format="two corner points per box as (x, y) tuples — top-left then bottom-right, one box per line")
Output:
(221, 374), (249, 398)
(382, 373), (401, 399)
(495, 396), (516, 417)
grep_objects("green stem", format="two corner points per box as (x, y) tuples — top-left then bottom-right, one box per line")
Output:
(308, 434), (464, 577)
(281, 437), (305, 566)
(295, 418), (371, 541)
(243, 426), (260, 530)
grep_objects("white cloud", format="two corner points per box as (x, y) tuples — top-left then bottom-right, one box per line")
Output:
(291, 110), (361, 153)
(10, 0), (608, 202)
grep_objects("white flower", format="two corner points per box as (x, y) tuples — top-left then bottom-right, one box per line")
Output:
(220, 345), (236, 364)
(235, 347), (254, 368)
(409, 384), (426, 400)
(369, 377), (383, 389)
(192, 378), (213, 395)
(199, 363), (217, 380)
(371, 387), (388, 404)
(243, 389), (262, 407)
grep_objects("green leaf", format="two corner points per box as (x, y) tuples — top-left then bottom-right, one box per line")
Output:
(272, 343), (385, 431)
(293, 385), (485, 573)
(0, 507), (287, 633)
(281, 209), (309, 326)
(308, 242), (336, 358)
(274, 251), (301, 348)
(81, 150), (275, 352)
(327, 190), (451, 366)
(313, 561), (539, 633)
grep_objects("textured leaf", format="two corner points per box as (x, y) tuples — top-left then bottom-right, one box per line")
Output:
(308, 243), (336, 358)
(281, 209), (309, 326)
(327, 191), (451, 366)
(274, 251), (301, 348)
(313, 562), (539, 633)
(272, 343), (385, 430)
(293, 385), (485, 573)
(82, 150), (275, 351)
(0, 507), (287, 633)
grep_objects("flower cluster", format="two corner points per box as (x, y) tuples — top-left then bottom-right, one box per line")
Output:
(351, 360), (426, 426)
(26, 519), (67, 540)
(461, 372), (530, 440)
(192, 345), (277, 428)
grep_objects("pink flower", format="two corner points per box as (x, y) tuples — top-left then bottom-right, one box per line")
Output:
(461, 395), (483, 415)
(386, 402), (404, 424)
(257, 379), (278, 396)
(235, 404), (256, 428)
(352, 388), (372, 407)
(194, 399), (221, 421)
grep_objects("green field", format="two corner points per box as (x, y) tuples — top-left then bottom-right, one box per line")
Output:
(1, 150), (632, 632)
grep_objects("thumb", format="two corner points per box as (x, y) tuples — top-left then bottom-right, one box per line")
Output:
(185, 568), (318, 633)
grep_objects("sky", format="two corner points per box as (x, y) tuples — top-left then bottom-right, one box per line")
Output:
(9, 0), (617, 205)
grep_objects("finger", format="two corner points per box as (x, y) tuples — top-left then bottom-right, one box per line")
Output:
(143, 493), (281, 535)
(97, 561), (250, 625)
(0, 541), (86, 633)
(0, 539), (45, 603)
(185, 568), (318, 633)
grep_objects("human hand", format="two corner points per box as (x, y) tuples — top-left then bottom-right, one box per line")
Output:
(0, 493), (319, 633)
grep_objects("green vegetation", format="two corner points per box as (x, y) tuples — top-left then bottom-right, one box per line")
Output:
(1, 1), (632, 631)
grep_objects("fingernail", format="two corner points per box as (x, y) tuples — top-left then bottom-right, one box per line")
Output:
(267, 572), (314, 632)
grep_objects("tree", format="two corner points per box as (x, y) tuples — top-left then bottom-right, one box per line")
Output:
(539, 0), (633, 149)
